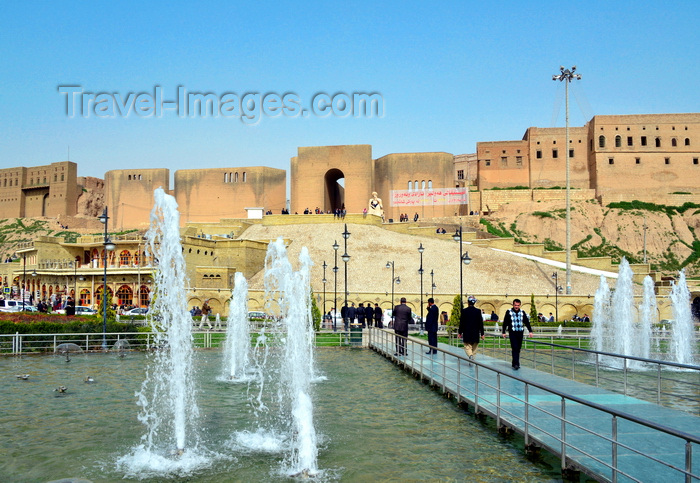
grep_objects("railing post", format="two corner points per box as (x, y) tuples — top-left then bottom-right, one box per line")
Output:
(496, 373), (501, 428)
(561, 397), (567, 471)
(524, 384), (530, 446)
(86, 334), (89, 351)
(612, 416), (618, 483)
(686, 440), (692, 483)
(624, 358), (628, 396)
(474, 363), (480, 414)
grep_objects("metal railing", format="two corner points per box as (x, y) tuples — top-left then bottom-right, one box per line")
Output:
(456, 333), (700, 414)
(0, 329), (359, 354)
(368, 328), (700, 482)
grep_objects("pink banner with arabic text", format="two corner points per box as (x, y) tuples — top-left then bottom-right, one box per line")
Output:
(390, 188), (468, 206)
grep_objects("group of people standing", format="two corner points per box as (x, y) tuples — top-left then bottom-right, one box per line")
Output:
(337, 302), (382, 331)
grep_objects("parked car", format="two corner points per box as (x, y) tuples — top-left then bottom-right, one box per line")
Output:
(123, 307), (148, 316)
(0, 300), (21, 312)
(248, 311), (268, 320)
(75, 306), (97, 315)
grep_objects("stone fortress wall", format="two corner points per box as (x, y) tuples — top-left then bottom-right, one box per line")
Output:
(1, 113), (698, 228)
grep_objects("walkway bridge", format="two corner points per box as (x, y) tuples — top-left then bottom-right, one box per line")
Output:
(368, 328), (700, 482)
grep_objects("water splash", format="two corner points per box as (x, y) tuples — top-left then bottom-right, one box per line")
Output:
(670, 270), (695, 365)
(591, 276), (611, 353)
(639, 275), (657, 358)
(117, 188), (203, 474)
(221, 272), (252, 381)
(243, 238), (318, 476)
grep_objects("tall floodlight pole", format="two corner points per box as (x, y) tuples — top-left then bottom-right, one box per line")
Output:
(341, 225), (351, 330)
(553, 65), (581, 295)
(22, 254), (27, 312)
(98, 208), (116, 350)
(322, 261), (327, 315)
(418, 243), (425, 335)
(332, 240), (339, 331)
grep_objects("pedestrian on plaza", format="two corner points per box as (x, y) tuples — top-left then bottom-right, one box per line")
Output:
(392, 297), (411, 356)
(374, 303), (383, 328)
(340, 304), (348, 330)
(459, 296), (484, 360)
(501, 298), (533, 370)
(424, 297), (439, 354)
(346, 303), (356, 330)
(365, 303), (374, 328)
(357, 303), (366, 328)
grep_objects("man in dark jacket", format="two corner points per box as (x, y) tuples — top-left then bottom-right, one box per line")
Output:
(374, 303), (383, 328)
(393, 297), (412, 356)
(424, 297), (440, 354)
(501, 298), (533, 370)
(357, 303), (365, 327)
(459, 296), (484, 360)
(365, 303), (374, 328)
(346, 303), (356, 330)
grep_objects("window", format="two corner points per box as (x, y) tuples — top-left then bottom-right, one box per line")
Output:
(615, 135), (621, 147)
(599, 136), (606, 148)
(116, 285), (133, 306)
(485, 159), (491, 166)
(672, 138), (677, 147)
(224, 173), (229, 183)
(139, 286), (150, 307)
(60, 174), (64, 181)
(694, 158), (699, 165)
(54, 174), (57, 182)
(609, 158), (614, 165)
(552, 149), (558, 159)
(421, 180), (426, 189)
(641, 136), (647, 146)
(627, 136), (633, 146)
(635, 158), (641, 165)
(242, 172), (246, 182)
(501, 157), (508, 167)
(408, 181), (412, 190)
(665, 158), (670, 165)
(685, 138), (691, 146)
(119, 250), (131, 266)
(536, 150), (542, 159)
(655, 138), (661, 147)
(569, 149), (574, 158)
(428, 180), (432, 190)
(457, 170), (464, 180)
(516, 156), (523, 166)
(234, 172), (238, 182)
(79, 289), (91, 306)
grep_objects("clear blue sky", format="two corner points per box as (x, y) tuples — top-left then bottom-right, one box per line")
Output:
(1, 0), (698, 179)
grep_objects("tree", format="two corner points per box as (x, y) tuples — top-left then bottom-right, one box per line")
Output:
(529, 293), (538, 325)
(448, 294), (462, 335)
(97, 289), (116, 320)
(310, 290), (321, 332)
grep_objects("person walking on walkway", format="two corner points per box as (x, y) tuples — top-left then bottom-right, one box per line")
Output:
(393, 297), (411, 356)
(459, 296), (484, 360)
(374, 303), (383, 328)
(501, 298), (533, 370)
(424, 297), (439, 354)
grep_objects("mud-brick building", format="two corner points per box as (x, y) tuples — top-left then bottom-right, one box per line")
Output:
(0, 161), (79, 218)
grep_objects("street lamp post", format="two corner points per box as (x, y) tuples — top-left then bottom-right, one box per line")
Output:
(553, 65), (581, 295)
(332, 240), (339, 331)
(98, 208), (116, 350)
(341, 224), (350, 330)
(22, 254), (27, 312)
(452, 228), (472, 308)
(551, 272), (562, 323)
(430, 269), (435, 299)
(322, 261), (327, 315)
(385, 261), (401, 326)
(418, 243), (425, 334)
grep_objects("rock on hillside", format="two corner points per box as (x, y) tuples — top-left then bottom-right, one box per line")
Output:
(488, 200), (700, 275)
